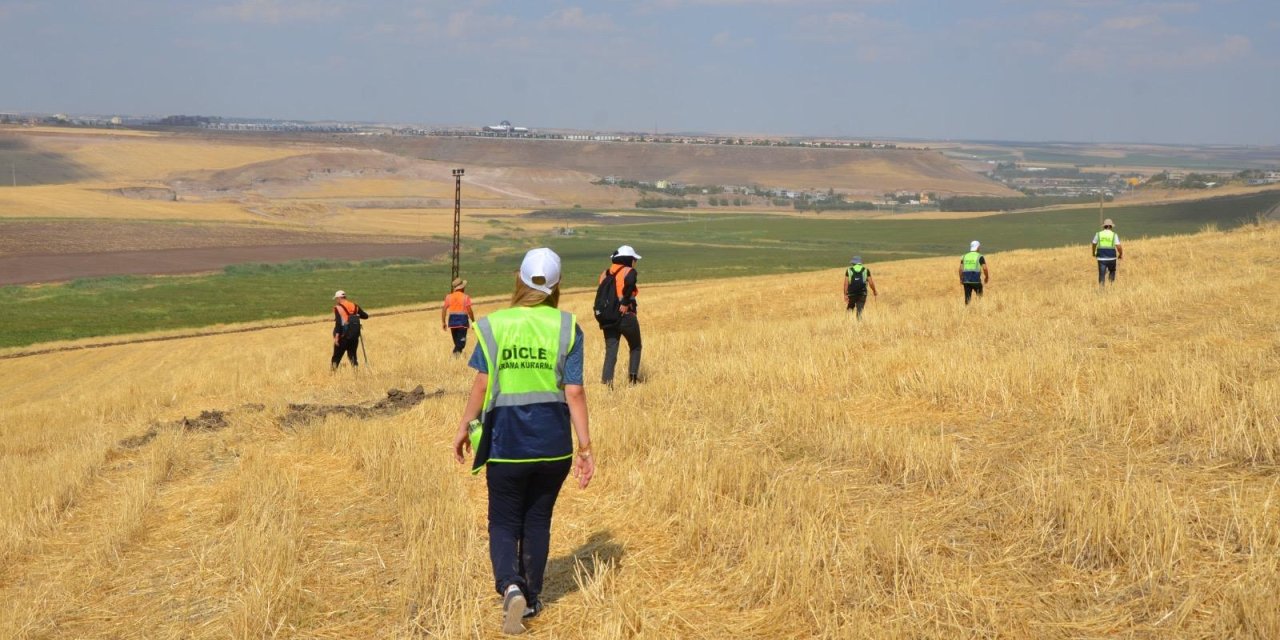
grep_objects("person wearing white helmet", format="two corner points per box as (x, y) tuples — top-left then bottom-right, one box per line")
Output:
(330, 290), (368, 370)
(958, 241), (989, 305)
(595, 244), (642, 386)
(453, 247), (594, 634)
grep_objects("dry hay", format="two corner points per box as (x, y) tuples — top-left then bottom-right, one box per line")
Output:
(1, 222), (1278, 638)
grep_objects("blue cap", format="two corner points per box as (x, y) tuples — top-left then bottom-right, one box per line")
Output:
(850, 256), (862, 264)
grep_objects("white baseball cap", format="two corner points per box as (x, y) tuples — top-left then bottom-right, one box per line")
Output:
(614, 245), (642, 259)
(333, 290), (346, 299)
(970, 240), (981, 252)
(519, 247), (561, 294)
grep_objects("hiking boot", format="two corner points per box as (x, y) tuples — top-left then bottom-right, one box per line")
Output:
(628, 374), (639, 385)
(502, 584), (526, 635)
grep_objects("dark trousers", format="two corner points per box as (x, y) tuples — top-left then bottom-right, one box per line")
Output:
(602, 314), (642, 384)
(331, 335), (358, 367)
(486, 459), (572, 606)
(847, 293), (868, 320)
(963, 282), (983, 305)
(1098, 261), (1117, 286)
(449, 328), (468, 354)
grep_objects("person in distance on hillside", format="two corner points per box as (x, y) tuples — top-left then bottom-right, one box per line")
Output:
(959, 241), (989, 305)
(1092, 218), (1124, 288)
(453, 247), (594, 635)
(331, 290), (369, 370)
(441, 277), (476, 357)
(844, 255), (878, 320)
(597, 245), (642, 386)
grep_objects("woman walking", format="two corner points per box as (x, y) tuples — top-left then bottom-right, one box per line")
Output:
(453, 247), (595, 635)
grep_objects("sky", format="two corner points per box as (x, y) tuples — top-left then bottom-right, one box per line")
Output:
(1, 0), (1278, 144)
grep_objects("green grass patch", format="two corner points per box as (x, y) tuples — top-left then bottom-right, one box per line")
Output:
(4, 192), (1277, 349)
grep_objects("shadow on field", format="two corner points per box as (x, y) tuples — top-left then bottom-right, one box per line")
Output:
(542, 530), (625, 604)
(0, 136), (97, 185)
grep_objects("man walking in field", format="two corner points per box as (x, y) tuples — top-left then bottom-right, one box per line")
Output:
(596, 245), (642, 386)
(844, 256), (878, 320)
(959, 241), (989, 305)
(331, 290), (368, 370)
(1092, 218), (1124, 288)
(442, 277), (476, 357)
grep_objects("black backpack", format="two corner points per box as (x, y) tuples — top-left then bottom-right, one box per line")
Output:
(846, 266), (868, 296)
(593, 268), (623, 328)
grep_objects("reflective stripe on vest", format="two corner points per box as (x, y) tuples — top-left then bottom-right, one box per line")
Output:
(476, 306), (575, 413)
(1097, 229), (1117, 249)
(961, 251), (983, 272)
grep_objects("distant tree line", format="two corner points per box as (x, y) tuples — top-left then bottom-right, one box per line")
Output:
(794, 200), (876, 212)
(940, 194), (1111, 212)
(636, 197), (698, 209)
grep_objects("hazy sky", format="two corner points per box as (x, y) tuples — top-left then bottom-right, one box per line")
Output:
(2, 0), (1277, 144)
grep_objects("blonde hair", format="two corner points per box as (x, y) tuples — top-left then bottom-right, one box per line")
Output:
(510, 273), (560, 308)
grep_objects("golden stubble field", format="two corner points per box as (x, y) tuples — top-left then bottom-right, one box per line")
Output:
(1, 224), (1278, 638)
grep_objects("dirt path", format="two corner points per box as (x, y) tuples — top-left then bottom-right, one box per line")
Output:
(0, 241), (447, 285)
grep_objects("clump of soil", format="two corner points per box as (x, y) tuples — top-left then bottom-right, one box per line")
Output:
(117, 409), (233, 449)
(280, 386), (441, 428)
(179, 410), (229, 432)
(118, 428), (158, 449)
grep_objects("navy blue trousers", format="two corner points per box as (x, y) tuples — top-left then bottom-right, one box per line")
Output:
(486, 459), (572, 605)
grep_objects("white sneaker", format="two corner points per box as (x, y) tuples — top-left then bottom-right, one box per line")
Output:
(502, 584), (526, 635)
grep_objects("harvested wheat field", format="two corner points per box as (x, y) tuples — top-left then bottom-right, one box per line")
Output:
(2, 223), (1278, 638)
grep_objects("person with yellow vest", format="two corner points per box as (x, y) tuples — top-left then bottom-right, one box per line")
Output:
(597, 245), (641, 386)
(330, 290), (368, 370)
(843, 255), (878, 320)
(1092, 218), (1124, 287)
(959, 241), (989, 305)
(441, 277), (476, 356)
(452, 247), (594, 635)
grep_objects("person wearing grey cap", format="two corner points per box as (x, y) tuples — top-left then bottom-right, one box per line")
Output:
(843, 256), (878, 320)
(1092, 218), (1123, 288)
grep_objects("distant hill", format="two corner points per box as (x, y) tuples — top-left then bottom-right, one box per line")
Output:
(352, 135), (1018, 197)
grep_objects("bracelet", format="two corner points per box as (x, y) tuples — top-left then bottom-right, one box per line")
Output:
(577, 450), (593, 458)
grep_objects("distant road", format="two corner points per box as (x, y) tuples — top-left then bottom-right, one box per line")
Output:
(0, 241), (447, 285)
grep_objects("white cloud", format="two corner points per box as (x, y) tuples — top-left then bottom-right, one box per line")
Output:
(1101, 15), (1161, 30)
(541, 7), (617, 31)
(1138, 33), (1250, 67)
(210, 0), (348, 24)
(711, 31), (756, 48)
(794, 11), (892, 43)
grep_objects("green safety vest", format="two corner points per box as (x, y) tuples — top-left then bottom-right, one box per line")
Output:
(961, 251), (983, 272)
(473, 305), (577, 470)
(1097, 229), (1117, 248)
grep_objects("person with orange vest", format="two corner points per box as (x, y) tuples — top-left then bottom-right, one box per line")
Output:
(331, 290), (369, 370)
(441, 277), (476, 356)
(598, 245), (642, 386)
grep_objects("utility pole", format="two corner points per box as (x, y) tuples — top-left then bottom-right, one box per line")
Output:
(451, 168), (465, 282)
